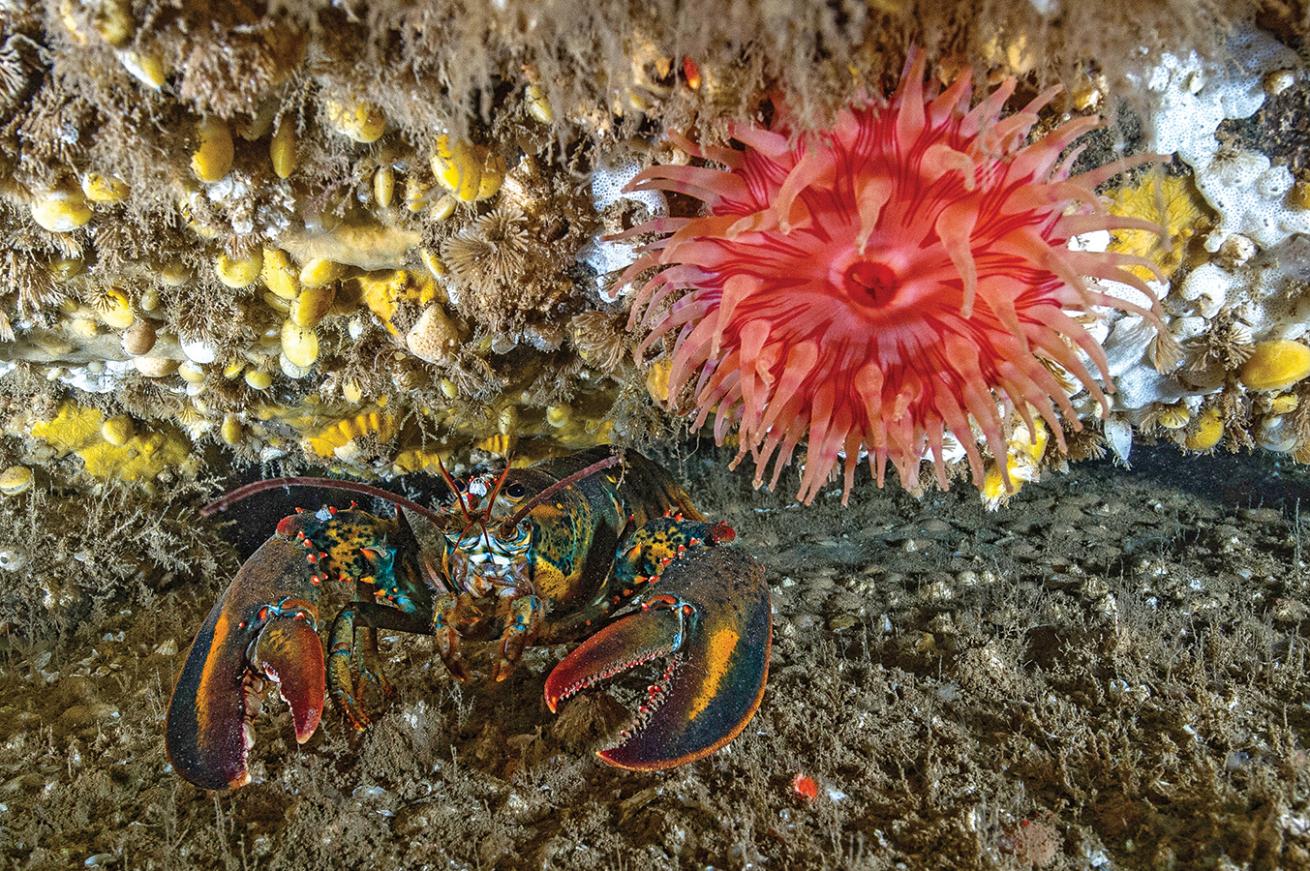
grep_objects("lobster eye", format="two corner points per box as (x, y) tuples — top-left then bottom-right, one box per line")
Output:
(506, 482), (526, 499)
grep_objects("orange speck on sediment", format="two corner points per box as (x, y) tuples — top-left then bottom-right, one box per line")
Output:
(792, 773), (818, 800)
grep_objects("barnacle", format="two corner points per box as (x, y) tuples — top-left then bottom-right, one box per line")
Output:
(281, 320), (320, 367)
(191, 118), (235, 183)
(299, 258), (345, 289)
(121, 320), (156, 355)
(290, 285), (336, 327)
(91, 287), (134, 329)
(432, 136), (506, 203)
(100, 415), (135, 446)
(218, 413), (243, 446)
(1156, 403), (1191, 430)
(981, 419), (1050, 509)
(81, 172), (128, 204)
(325, 99), (386, 144)
(0, 465), (34, 496)
(1184, 407), (1224, 452)
(30, 189), (92, 233)
(118, 49), (167, 90)
(215, 250), (264, 289)
(261, 248), (300, 300)
(371, 165), (395, 207)
(270, 119), (297, 179)
(524, 84), (554, 124)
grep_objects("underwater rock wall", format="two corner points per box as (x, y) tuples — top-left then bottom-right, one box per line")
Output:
(0, 1), (1308, 633)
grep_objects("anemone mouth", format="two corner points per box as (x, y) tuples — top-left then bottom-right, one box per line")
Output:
(840, 259), (898, 308)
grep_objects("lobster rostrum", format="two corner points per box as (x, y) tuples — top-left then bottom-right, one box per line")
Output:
(165, 448), (772, 789)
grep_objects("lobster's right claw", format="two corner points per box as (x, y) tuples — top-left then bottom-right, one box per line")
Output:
(166, 529), (326, 790)
(545, 545), (771, 769)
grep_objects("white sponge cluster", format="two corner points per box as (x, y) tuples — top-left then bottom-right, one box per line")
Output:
(579, 156), (667, 300)
(1090, 25), (1306, 463)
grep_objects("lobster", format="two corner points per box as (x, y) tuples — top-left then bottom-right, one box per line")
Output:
(165, 447), (772, 789)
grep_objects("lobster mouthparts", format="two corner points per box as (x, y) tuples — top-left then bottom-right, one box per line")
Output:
(545, 547), (771, 770)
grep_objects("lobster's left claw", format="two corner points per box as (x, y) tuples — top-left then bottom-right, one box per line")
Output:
(545, 546), (771, 769)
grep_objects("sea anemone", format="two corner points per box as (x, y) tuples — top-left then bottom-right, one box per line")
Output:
(619, 52), (1166, 503)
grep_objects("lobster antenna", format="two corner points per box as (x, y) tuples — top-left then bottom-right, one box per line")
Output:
(434, 454), (475, 525)
(478, 461), (515, 548)
(201, 476), (447, 526)
(497, 453), (623, 535)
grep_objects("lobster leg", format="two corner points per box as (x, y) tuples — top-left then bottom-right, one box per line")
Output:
(545, 529), (772, 770)
(328, 602), (431, 729)
(357, 625), (390, 697)
(491, 594), (544, 683)
(433, 591), (486, 682)
(327, 608), (388, 731)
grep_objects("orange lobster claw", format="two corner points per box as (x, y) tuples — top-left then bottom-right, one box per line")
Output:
(166, 529), (326, 790)
(545, 546), (771, 769)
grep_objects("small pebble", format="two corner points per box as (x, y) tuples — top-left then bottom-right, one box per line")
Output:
(827, 614), (857, 632)
(0, 465), (33, 495)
